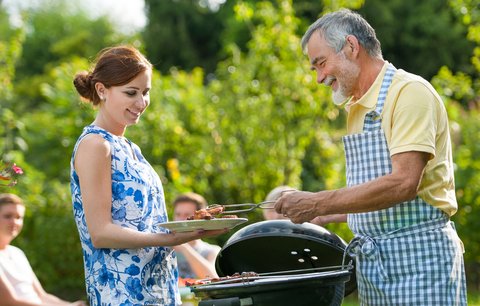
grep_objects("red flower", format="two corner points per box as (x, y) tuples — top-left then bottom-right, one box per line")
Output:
(12, 164), (23, 175)
(0, 162), (23, 187)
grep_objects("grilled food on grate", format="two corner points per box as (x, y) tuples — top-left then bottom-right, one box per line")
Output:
(186, 205), (238, 220)
(185, 271), (259, 286)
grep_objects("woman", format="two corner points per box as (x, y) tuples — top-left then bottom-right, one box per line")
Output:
(71, 45), (226, 305)
(0, 193), (86, 305)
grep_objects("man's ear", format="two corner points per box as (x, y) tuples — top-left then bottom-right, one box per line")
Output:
(345, 35), (360, 57)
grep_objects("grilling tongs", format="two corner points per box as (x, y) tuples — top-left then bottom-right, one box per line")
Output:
(207, 201), (276, 215)
(207, 189), (297, 215)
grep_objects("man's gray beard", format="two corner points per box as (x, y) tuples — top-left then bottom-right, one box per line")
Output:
(332, 88), (348, 105)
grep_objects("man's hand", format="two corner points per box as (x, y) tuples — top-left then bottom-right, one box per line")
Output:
(274, 190), (320, 224)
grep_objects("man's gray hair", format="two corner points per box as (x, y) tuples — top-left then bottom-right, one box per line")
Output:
(301, 9), (382, 58)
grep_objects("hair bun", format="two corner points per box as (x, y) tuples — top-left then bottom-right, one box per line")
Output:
(73, 71), (94, 102)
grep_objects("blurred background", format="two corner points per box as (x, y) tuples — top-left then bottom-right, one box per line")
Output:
(1, 0), (479, 303)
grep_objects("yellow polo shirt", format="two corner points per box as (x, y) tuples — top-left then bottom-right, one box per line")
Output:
(345, 62), (457, 216)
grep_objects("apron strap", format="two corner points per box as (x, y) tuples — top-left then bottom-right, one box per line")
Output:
(344, 216), (449, 280)
(362, 65), (396, 133)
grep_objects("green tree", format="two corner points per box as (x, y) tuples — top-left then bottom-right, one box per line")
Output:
(0, 1), (134, 299)
(8, 0), (135, 180)
(3, 0), (480, 297)
(358, 0), (474, 80)
(143, 0), (225, 74)
(142, 0), (365, 77)
(0, 5), (26, 164)
(12, 0), (133, 114)
(134, 0), (354, 242)
(431, 0), (480, 289)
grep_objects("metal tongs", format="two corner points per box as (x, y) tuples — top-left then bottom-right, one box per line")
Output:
(208, 189), (297, 214)
(207, 201), (276, 214)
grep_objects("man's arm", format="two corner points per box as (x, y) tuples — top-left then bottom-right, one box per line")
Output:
(275, 151), (430, 224)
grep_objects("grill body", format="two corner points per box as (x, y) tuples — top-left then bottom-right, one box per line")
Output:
(192, 220), (356, 306)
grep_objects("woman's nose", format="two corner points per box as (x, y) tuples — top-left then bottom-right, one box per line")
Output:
(138, 96), (148, 107)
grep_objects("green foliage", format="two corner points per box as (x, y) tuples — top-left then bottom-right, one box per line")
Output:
(22, 58), (95, 181)
(431, 0), (480, 289)
(0, 14), (25, 164)
(15, 1), (125, 79)
(130, 0), (351, 242)
(208, 0), (344, 198)
(12, 0), (135, 114)
(358, 0), (474, 81)
(137, 0), (347, 206)
(2, 0), (480, 298)
(143, 0), (225, 74)
(322, 0), (364, 12)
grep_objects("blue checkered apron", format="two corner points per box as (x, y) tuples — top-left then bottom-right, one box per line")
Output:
(342, 65), (467, 305)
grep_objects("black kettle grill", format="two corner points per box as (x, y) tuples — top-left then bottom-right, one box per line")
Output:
(190, 220), (356, 306)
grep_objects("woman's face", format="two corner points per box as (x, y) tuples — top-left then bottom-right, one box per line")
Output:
(0, 204), (25, 245)
(97, 69), (152, 129)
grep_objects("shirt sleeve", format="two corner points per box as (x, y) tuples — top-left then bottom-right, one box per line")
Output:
(388, 81), (437, 158)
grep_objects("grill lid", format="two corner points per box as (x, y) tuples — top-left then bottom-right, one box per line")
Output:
(215, 220), (356, 296)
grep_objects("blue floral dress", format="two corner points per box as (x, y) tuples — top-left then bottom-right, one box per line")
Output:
(70, 125), (181, 306)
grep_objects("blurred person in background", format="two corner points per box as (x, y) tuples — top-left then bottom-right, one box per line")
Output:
(172, 192), (220, 286)
(71, 45), (226, 306)
(275, 9), (466, 305)
(0, 193), (86, 306)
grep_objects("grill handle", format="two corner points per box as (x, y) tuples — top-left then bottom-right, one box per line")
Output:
(199, 296), (253, 306)
(258, 265), (354, 277)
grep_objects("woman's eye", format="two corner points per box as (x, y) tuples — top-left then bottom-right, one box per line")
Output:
(125, 91), (137, 97)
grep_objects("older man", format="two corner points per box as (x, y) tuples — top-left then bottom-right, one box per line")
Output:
(275, 9), (467, 305)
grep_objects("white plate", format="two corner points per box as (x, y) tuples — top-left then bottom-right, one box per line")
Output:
(157, 218), (248, 233)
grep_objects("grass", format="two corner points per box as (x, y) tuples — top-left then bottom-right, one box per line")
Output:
(187, 291), (477, 306)
(341, 289), (480, 305)
(183, 289), (480, 305)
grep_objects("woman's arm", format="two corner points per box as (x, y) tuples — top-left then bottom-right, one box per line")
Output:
(75, 135), (226, 249)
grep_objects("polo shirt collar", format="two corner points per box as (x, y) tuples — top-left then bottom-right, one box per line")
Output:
(345, 61), (390, 112)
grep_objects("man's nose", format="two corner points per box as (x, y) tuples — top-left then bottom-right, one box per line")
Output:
(316, 70), (326, 84)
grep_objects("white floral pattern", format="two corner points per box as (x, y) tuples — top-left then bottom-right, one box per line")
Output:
(70, 125), (180, 306)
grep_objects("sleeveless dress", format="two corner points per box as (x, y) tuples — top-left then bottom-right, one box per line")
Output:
(343, 65), (467, 305)
(70, 125), (181, 306)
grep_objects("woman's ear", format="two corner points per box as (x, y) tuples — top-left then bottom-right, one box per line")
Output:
(95, 82), (106, 100)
